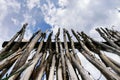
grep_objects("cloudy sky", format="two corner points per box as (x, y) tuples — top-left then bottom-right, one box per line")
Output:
(0, 0), (120, 79)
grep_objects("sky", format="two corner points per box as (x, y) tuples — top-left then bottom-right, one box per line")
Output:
(0, 0), (120, 79)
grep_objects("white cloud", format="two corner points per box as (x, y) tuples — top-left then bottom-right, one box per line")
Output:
(41, 0), (120, 40)
(27, 0), (40, 10)
(0, 0), (20, 20)
(11, 18), (19, 25)
(6, 0), (21, 13)
(58, 0), (68, 8)
(0, 0), (7, 22)
(22, 13), (36, 26)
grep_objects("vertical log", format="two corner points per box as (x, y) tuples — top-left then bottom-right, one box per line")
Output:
(107, 56), (120, 68)
(57, 59), (63, 80)
(96, 28), (120, 50)
(59, 40), (66, 80)
(11, 24), (26, 52)
(101, 28), (116, 41)
(0, 23), (28, 55)
(40, 32), (53, 65)
(72, 29), (120, 80)
(80, 31), (120, 75)
(69, 52), (93, 80)
(55, 28), (60, 54)
(65, 29), (81, 64)
(63, 29), (71, 60)
(55, 28), (60, 80)
(19, 36), (44, 80)
(105, 28), (120, 40)
(80, 31), (120, 56)
(35, 52), (53, 80)
(65, 29), (82, 79)
(35, 61), (47, 80)
(8, 63), (30, 80)
(46, 31), (53, 80)
(65, 55), (78, 80)
(11, 30), (42, 74)
(0, 49), (22, 70)
(48, 54), (56, 80)
(33, 32), (53, 79)
(0, 68), (8, 79)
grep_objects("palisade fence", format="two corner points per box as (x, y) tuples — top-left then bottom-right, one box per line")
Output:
(0, 23), (120, 80)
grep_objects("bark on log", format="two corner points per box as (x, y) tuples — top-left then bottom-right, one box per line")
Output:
(55, 28), (60, 80)
(48, 54), (56, 80)
(11, 30), (42, 73)
(107, 56), (120, 68)
(0, 49), (22, 70)
(57, 58), (63, 80)
(65, 55), (78, 80)
(69, 52), (93, 80)
(63, 29), (71, 60)
(72, 29), (120, 80)
(59, 40), (67, 80)
(80, 31), (120, 75)
(19, 38), (44, 80)
(96, 28), (120, 50)
(80, 31), (120, 56)
(0, 23), (28, 55)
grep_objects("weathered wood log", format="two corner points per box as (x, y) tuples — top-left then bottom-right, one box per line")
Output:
(0, 25), (26, 60)
(19, 37), (44, 80)
(32, 32), (53, 79)
(0, 68), (8, 79)
(8, 62), (31, 80)
(35, 62), (46, 80)
(45, 31), (53, 80)
(100, 28), (117, 41)
(65, 29), (83, 79)
(99, 53), (120, 75)
(105, 28), (120, 39)
(11, 30), (42, 74)
(65, 29), (81, 65)
(0, 49), (22, 70)
(80, 31), (120, 73)
(48, 54), (56, 80)
(64, 29), (81, 80)
(72, 29), (120, 80)
(81, 50), (120, 80)
(59, 40), (67, 80)
(65, 55), (78, 80)
(107, 56), (120, 68)
(55, 28), (60, 80)
(19, 53), (43, 80)
(39, 32), (53, 65)
(96, 28), (120, 50)
(63, 29), (71, 60)
(10, 24), (26, 52)
(0, 23), (28, 55)
(81, 32), (120, 75)
(34, 51), (53, 80)
(69, 51), (93, 80)
(80, 31), (120, 56)
(57, 58), (63, 80)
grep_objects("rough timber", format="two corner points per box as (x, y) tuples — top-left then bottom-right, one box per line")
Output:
(0, 23), (120, 80)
